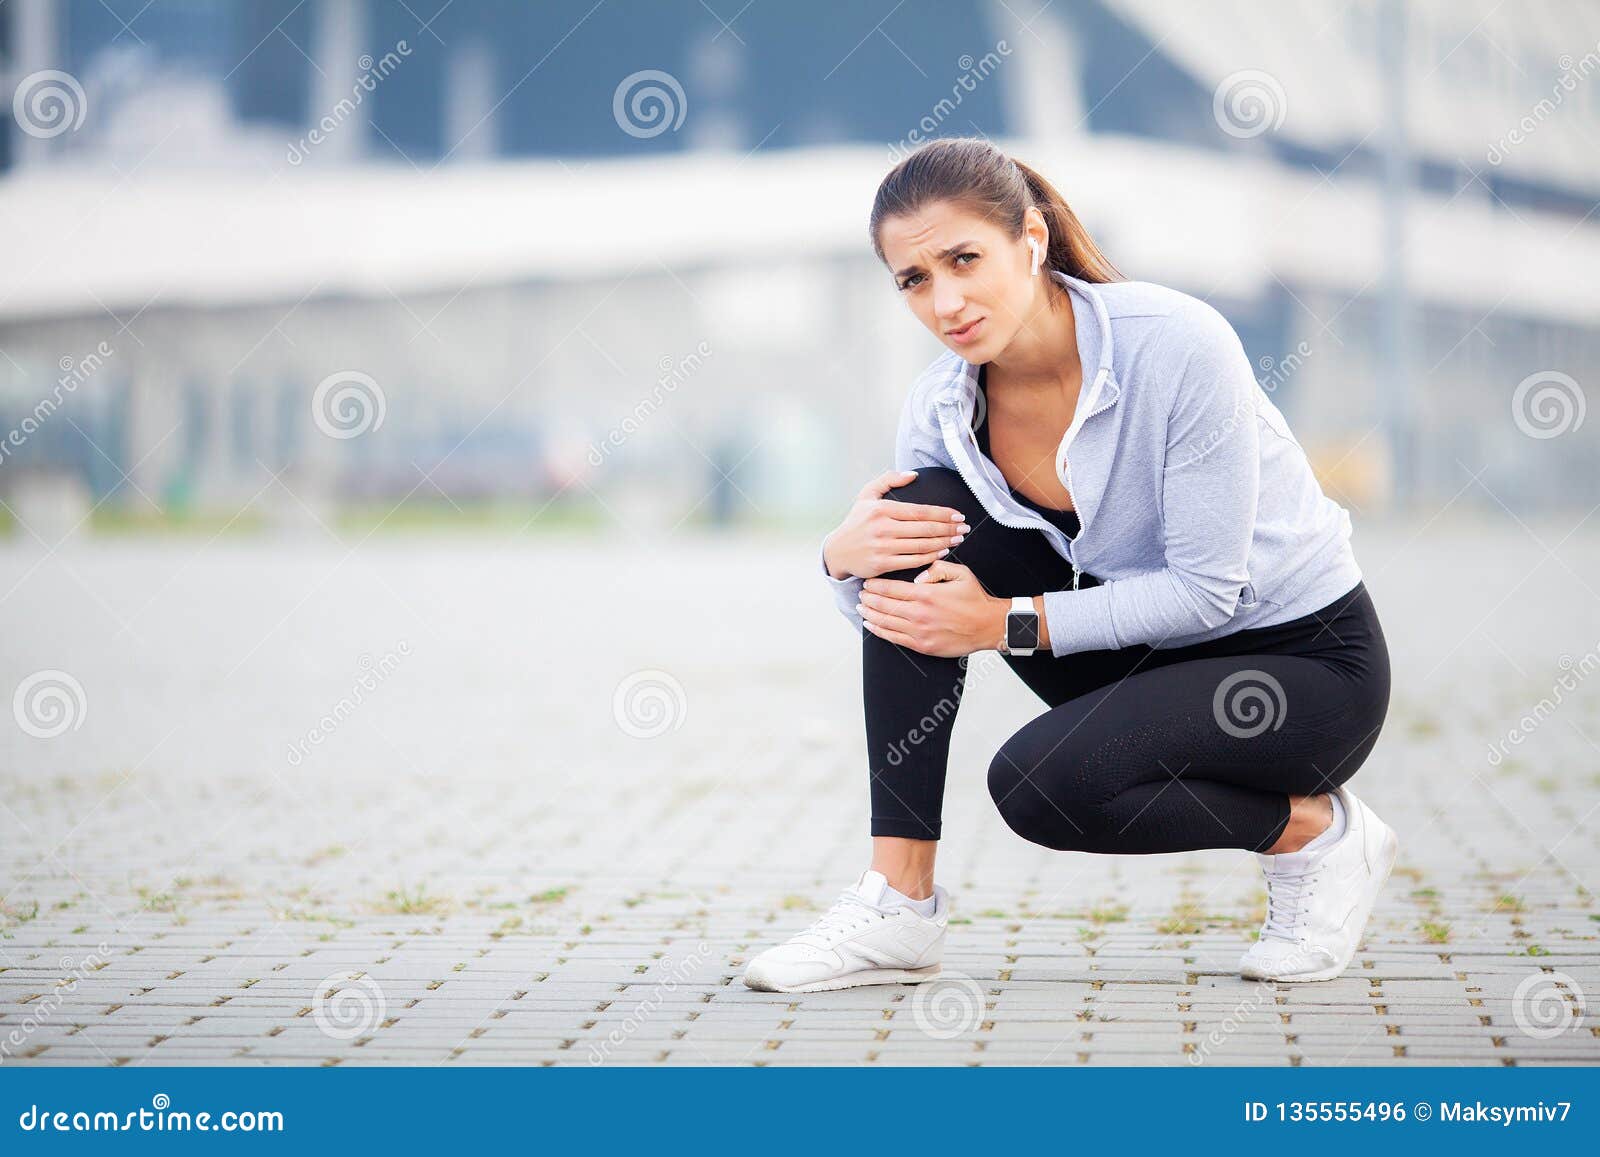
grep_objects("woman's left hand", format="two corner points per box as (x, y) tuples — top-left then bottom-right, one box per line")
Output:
(858, 559), (1006, 658)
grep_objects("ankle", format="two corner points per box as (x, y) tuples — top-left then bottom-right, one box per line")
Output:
(870, 837), (937, 900)
(876, 871), (933, 901)
(1268, 793), (1333, 854)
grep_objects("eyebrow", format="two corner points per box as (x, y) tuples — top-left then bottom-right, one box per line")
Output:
(893, 241), (978, 280)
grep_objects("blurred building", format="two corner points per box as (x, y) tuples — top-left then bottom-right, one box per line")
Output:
(0, 0), (1596, 530)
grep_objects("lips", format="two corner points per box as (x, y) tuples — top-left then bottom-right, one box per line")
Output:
(946, 317), (985, 343)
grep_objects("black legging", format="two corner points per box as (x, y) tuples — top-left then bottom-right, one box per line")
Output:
(863, 468), (1391, 854)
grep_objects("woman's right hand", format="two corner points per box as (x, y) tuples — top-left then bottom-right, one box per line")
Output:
(822, 469), (971, 581)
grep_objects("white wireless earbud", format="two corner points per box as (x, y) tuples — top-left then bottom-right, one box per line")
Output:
(1028, 238), (1043, 276)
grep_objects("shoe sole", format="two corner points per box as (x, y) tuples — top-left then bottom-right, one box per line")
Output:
(1240, 820), (1400, 984)
(742, 964), (942, 994)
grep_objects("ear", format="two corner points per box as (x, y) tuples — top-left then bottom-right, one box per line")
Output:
(1022, 205), (1049, 259)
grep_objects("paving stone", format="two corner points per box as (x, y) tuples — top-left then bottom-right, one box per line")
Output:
(3, 529), (1599, 1066)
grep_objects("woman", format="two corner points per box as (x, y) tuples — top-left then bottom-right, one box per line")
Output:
(742, 137), (1395, 993)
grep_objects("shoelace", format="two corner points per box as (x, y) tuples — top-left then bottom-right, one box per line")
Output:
(1260, 861), (1321, 942)
(797, 890), (888, 944)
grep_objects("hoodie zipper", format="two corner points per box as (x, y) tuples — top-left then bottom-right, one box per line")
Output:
(940, 375), (1115, 590)
(1059, 383), (1118, 589)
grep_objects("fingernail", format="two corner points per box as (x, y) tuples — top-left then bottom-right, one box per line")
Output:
(951, 535), (964, 545)
(938, 548), (950, 557)
(951, 510), (964, 520)
(958, 523), (971, 534)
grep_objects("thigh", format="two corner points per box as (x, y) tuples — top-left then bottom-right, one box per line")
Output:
(992, 649), (1389, 808)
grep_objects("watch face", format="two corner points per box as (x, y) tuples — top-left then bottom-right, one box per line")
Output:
(1006, 611), (1039, 651)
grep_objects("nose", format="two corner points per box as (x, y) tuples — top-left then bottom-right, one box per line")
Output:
(931, 276), (965, 321)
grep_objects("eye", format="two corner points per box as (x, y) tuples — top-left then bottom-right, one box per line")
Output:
(897, 272), (925, 291)
(954, 252), (978, 266)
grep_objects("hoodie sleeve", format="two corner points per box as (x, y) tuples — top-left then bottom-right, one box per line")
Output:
(1039, 300), (1260, 656)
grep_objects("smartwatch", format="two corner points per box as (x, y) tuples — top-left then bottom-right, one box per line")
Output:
(1002, 595), (1040, 656)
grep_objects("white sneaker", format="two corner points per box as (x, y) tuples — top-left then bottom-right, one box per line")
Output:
(1238, 784), (1399, 983)
(742, 869), (948, 993)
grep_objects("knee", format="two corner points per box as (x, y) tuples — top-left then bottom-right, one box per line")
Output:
(884, 466), (973, 512)
(987, 741), (1096, 852)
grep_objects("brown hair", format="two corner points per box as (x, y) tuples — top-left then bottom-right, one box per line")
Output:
(868, 137), (1121, 304)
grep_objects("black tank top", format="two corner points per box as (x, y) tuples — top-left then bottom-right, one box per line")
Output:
(974, 363), (1082, 539)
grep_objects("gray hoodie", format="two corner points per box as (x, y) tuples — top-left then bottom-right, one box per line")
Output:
(822, 271), (1363, 657)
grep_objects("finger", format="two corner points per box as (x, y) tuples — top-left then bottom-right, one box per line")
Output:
(859, 469), (919, 500)
(857, 599), (916, 632)
(879, 518), (971, 540)
(882, 535), (964, 554)
(862, 618), (919, 650)
(881, 550), (956, 572)
(884, 502), (966, 524)
(861, 577), (923, 601)
(915, 560), (958, 583)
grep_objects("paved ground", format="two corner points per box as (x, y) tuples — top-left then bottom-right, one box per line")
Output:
(1, 514), (1598, 1066)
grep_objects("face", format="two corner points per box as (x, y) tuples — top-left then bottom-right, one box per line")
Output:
(878, 199), (1046, 360)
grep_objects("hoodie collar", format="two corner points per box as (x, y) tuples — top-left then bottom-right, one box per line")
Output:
(940, 270), (1119, 416)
